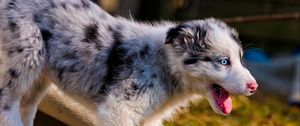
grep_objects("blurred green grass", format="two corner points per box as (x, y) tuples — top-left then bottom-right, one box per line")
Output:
(164, 90), (300, 126)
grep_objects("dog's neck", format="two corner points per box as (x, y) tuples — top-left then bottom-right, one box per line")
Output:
(161, 44), (205, 94)
(144, 46), (203, 122)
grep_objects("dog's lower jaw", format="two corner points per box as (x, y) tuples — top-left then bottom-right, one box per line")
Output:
(203, 84), (233, 115)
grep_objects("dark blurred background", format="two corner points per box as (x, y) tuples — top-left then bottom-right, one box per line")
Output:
(94, 0), (300, 56)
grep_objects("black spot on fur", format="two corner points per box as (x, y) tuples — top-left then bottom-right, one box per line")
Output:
(148, 83), (154, 88)
(184, 53), (212, 65)
(194, 26), (210, 50)
(71, 0), (90, 9)
(139, 45), (150, 58)
(44, 40), (49, 55)
(132, 83), (139, 90)
(8, 69), (19, 78)
(73, 4), (80, 9)
(140, 69), (145, 73)
(33, 14), (41, 23)
(107, 26), (113, 31)
(7, 46), (24, 56)
(190, 53), (212, 62)
(47, 20), (56, 29)
(38, 50), (42, 56)
(211, 61), (222, 70)
(196, 27), (207, 47)
(99, 29), (132, 94)
(82, 24), (102, 50)
(16, 48), (23, 53)
(111, 27), (124, 49)
(6, 80), (13, 88)
(184, 53), (199, 64)
(166, 24), (210, 53)
(62, 40), (71, 45)
(196, 26), (207, 39)
(83, 24), (99, 42)
(41, 29), (53, 42)
(8, 20), (18, 32)
(124, 83), (139, 100)
(81, 0), (90, 8)
(100, 43), (124, 93)
(7, 0), (17, 9)
(57, 68), (64, 81)
(203, 56), (212, 62)
(151, 74), (157, 79)
(165, 25), (187, 45)
(0, 88), (3, 98)
(136, 83), (149, 96)
(0, 90), (3, 103)
(60, 3), (67, 9)
(90, 0), (99, 4)
(183, 58), (198, 64)
(3, 105), (11, 111)
(49, 0), (57, 8)
(95, 42), (103, 51)
(124, 92), (131, 100)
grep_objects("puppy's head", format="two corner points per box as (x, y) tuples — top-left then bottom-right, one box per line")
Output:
(165, 18), (258, 115)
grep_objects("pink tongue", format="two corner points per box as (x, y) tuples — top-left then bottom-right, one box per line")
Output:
(213, 87), (232, 114)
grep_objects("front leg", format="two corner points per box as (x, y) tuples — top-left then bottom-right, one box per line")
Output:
(0, 3), (45, 126)
(20, 77), (50, 126)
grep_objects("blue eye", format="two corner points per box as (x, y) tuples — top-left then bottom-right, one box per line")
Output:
(220, 58), (230, 65)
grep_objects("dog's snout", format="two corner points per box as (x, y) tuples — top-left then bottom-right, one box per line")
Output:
(246, 82), (258, 94)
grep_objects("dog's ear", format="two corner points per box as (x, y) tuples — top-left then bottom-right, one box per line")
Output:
(166, 24), (207, 53)
(166, 25), (190, 47)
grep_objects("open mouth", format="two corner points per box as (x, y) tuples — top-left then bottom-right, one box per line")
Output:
(210, 84), (232, 115)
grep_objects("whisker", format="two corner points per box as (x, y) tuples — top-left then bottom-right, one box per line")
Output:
(243, 38), (261, 50)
